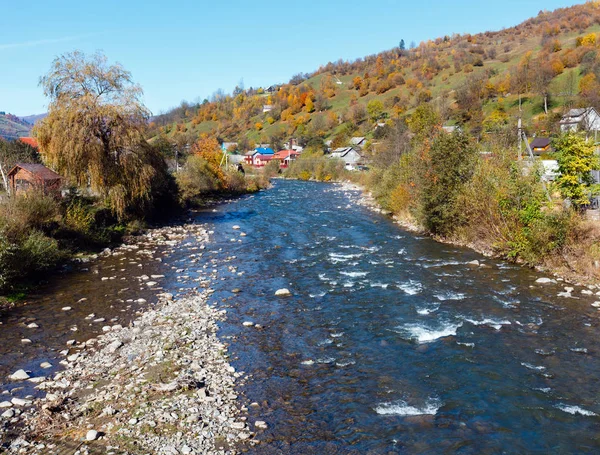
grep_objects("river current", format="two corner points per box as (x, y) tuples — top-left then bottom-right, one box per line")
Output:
(2, 180), (600, 453)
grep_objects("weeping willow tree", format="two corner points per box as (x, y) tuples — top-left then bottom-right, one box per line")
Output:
(35, 51), (174, 219)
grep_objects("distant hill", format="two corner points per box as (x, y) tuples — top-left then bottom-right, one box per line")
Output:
(19, 113), (47, 125)
(0, 113), (32, 140)
(150, 2), (600, 150)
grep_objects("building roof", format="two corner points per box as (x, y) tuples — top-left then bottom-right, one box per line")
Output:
(222, 142), (238, 149)
(530, 137), (551, 149)
(256, 147), (274, 155)
(560, 107), (598, 124)
(256, 154), (274, 161)
(244, 150), (258, 156)
(8, 163), (62, 181)
(273, 150), (300, 160)
(331, 147), (359, 157)
(18, 137), (38, 148)
(350, 137), (366, 145)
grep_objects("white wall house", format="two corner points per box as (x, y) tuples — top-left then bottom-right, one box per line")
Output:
(559, 108), (600, 133)
(330, 147), (362, 170)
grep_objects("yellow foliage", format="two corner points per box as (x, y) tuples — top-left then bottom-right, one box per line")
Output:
(255, 122), (263, 131)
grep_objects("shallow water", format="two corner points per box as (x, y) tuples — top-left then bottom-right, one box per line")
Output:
(198, 180), (600, 454)
(2, 179), (600, 453)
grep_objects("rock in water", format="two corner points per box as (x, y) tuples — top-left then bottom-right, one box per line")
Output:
(9, 369), (30, 381)
(275, 288), (292, 297)
(535, 277), (556, 284)
(86, 429), (98, 441)
(467, 260), (480, 266)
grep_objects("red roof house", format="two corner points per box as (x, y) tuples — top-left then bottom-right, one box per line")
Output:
(18, 137), (39, 148)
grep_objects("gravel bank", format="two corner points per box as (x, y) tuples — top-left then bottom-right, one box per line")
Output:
(1, 224), (255, 454)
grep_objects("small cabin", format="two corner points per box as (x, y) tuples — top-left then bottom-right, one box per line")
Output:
(8, 163), (63, 196)
(530, 137), (552, 155)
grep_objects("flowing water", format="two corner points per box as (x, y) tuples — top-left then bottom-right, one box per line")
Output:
(2, 180), (600, 454)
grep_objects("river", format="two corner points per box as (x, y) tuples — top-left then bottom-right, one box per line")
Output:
(2, 180), (600, 454)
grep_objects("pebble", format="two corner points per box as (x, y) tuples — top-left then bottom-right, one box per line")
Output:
(11, 398), (31, 407)
(62, 307), (72, 311)
(9, 369), (30, 381)
(535, 277), (556, 284)
(232, 225), (240, 230)
(255, 420), (268, 429)
(86, 429), (98, 441)
(242, 321), (254, 327)
(275, 288), (292, 297)
(0, 401), (12, 408)
(27, 323), (39, 329)
(1, 409), (14, 419)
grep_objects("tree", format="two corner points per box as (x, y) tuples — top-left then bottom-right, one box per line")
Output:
(399, 39), (406, 50)
(553, 133), (599, 207)
(421, 132), (478, 236)
(367, 99), (385, 123)
(35, 51), (174, 219)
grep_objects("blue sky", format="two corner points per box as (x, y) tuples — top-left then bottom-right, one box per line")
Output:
(0, 0), (583, 116)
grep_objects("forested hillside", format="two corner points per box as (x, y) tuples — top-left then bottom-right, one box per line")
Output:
(150, 2), (600, 153)
(0, 113), (32, 140)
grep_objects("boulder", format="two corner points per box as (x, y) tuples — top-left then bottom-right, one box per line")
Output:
(535, 278), (556, 284)
(86, 430), (99, 441)
(9, 369), (30, 381)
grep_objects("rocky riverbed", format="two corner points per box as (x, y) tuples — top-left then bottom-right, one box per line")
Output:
(0, 223), (258, 454)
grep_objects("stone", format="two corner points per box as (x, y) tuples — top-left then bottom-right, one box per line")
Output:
(27, 323), (39, 329)
(146, 281), (158, 287)
(9, 369), (30, 381)
(232, 225), (241, 230)
(535, 277), (556, 284)
(242, 321), (254, 327)
(21, 339), (32, 344)
(106, 340), (123, 354)
(86, 430), (98, 441)
(128, 418), (138, 425)
(467, 260), (480, 266)
(1, 409), (14, 418)
(275, 288), (292, 297)
(231, 289), (241, 294)
(255, 420), (268, 429)
(62, 307), (72, 311)
(0, 401), (12, 408)
(11, 398), (30, 406)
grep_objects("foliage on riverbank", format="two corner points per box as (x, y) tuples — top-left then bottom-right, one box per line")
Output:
(284, 149), (348, 182)
(0, 191), (131, 292)
(359, 109), (600, 283)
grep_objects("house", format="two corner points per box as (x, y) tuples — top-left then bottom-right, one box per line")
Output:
(253, 154), (274, 167)
(244, 150), (258, 165)
(262, 105), (274, 113)
(255, 147), (274, 156)
(541, 160), (559, 182)
(273, 150), (300, 168)
(349, 137), (367, 148)
(330, 147), (362, 170)
(18, 137), (38, 148)
(442, 125), (463, 134)
(559, 108), (600, 132)
(530, 137), (553, 155)
(8, 163), (62, 196)
(221, 142), (238, 152)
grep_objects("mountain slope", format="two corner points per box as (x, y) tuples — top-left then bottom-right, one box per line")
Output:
(0, 113), (32, 140)
(150, 2), (600, 152)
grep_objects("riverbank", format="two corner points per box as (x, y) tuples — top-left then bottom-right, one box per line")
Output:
(335, 181), (600, 288)
(0, 219), (264, 454)
(3, 291), (253, 454)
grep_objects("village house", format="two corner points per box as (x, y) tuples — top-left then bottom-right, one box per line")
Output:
(559, 108), (600, 133)
(8, 163), (62, 196)
(245, 147), (275, 167)
(18, 137), (39, 148)
(262, 105), (274, 113)
(330, 147), (362, 170)
(349, 137), (367, 149)
(529, 137), (553, 155)
(273, 150), (300, 168)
